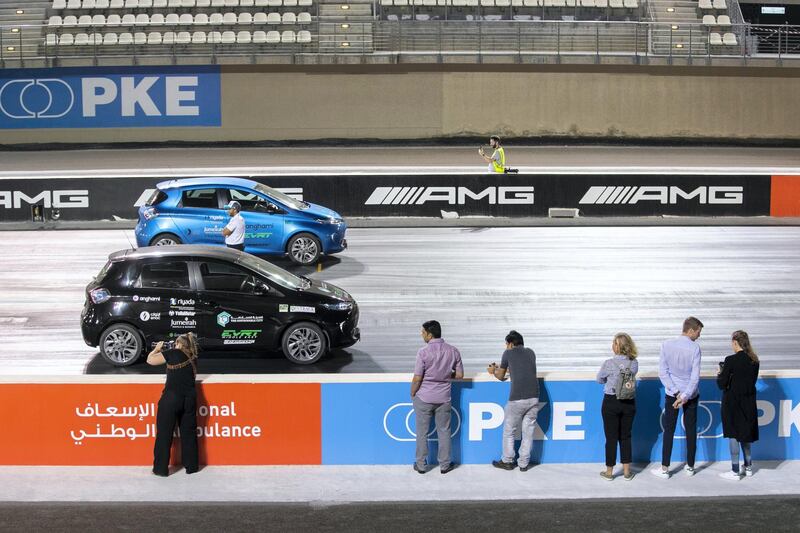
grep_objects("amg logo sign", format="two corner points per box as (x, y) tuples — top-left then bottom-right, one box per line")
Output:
(579, 186), (744, 205)
(0, 190), (89, 209)
(365, 186), (534, 205)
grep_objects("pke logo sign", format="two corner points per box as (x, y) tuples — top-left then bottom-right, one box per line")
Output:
(0, 66), (221, 129)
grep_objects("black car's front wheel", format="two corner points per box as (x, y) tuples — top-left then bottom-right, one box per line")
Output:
(99, 324), (143, 367)
(149, 233), (182, 247)
(287, 233), (321, 265)
(281, 322), (327, 365)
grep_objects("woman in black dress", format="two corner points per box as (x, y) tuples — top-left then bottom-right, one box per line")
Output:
(147, 333), (199, 477)
(716, 330), (759, 480)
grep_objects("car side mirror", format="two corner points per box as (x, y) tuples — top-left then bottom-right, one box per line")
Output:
(255, 280), (280, 297)
(267, 203), (285, 215)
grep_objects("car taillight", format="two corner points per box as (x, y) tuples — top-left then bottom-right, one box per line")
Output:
(142, 207), (158, 220)
(89, 288), (111, 304)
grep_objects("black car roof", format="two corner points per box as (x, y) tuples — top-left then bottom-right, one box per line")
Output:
(109, 245), (245, 263)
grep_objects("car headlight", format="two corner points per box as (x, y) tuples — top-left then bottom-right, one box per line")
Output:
(321, 302), (353, 311)
(316, 217), (343, 225)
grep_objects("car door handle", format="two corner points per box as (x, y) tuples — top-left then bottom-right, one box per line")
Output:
(201, 300), (218, 307)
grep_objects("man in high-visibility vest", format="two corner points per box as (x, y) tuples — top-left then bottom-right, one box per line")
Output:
(479, 135), (505, 173)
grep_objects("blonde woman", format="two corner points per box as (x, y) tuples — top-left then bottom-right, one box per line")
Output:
(147, 333), (200, 477)
(596, 333), (639, 481)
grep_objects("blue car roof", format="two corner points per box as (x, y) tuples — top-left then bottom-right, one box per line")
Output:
(157, 177), (260, 190)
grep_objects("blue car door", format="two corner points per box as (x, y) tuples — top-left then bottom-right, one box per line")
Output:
(226, 187), (285, 254)
(171, 187), (227, 245)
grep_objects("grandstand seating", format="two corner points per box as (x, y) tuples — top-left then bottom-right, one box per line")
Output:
(378, 0), (642, 21)
(45, 0), (316, 47)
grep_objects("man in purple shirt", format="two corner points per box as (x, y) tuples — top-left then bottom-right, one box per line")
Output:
(410, 320), (464, 474)
(652, 316), (703, 479)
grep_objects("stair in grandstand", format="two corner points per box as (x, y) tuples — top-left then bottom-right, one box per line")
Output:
(316, 0), (374, 53)
(0, 1), (49, 61)
(647, 0), (708, 55)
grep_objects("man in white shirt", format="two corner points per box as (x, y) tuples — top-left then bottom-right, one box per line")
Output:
(222, 201), (246, 251)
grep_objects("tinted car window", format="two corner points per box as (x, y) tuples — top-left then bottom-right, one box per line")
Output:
(229, 189), (275, 213)
(181, 188), (218, 209)
(199, 261), (256, 293)
(144, 189), (168, 206)
(136, 261), (191, 289)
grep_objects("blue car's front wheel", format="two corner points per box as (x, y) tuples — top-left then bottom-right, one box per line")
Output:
(149, 233), (183, 247)
(287, 233), (321, 265)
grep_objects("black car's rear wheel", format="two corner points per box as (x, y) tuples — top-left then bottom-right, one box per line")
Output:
(99, 324), (143, 367)
(149, 233), (182, 247)
(281, 322), (327, 365)
(287, 233), (321, 265)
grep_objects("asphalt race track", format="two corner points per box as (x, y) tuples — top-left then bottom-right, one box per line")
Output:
(0, 226), (798, 375)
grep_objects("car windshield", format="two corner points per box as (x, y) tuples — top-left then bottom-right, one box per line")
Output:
(254, 183), (308, 210)
(237, 254), (310, 290)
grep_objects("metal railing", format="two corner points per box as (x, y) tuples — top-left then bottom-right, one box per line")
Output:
(2, 20), (800, 66)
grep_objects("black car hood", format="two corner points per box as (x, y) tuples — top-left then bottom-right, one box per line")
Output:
(303, 279), (353, 302)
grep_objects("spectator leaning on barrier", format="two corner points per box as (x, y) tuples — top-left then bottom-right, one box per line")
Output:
(597, 333), (639, 481)
(488, 330), (540, 472)
(222, 200), (245, 251)
(147, 333), (200, 477)
(717, 330), (760, 481)
(478, 135), (505, 173)
(652, 316), (703, 479)
(410, 320), (464, 475)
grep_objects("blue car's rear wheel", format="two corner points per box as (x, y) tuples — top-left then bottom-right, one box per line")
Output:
(287, 233), (321, 265)
(149, 233), (182, 247)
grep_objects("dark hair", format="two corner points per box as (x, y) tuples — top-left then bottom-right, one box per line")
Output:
(422, 320), (441, 339)
(505, 330), (524, 346)
(732, 330), (759, 364)
(490, 135), (501, 145)
(682, 316), (704, 333)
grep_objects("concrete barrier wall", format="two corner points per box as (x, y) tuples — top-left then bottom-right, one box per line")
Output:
(1, 373), (798, 466)
(2, 65), (800, 143)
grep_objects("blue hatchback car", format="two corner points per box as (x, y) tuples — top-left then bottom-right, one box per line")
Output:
(135, 177), (347, 265)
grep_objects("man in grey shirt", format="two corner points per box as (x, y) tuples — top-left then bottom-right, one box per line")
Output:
(488, 330), (540, 471)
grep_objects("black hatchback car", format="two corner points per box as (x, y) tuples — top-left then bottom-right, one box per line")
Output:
(81, 245), (360, 366)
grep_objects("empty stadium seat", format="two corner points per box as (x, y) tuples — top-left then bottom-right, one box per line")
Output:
(176, 31), (191, 44)
(166, 14), (180, 25)
(107, 14), (122, 26)
(154, 0), (168, 7)
(135, 31), (148, 43)
(222, 12), (238, 24)
(237, 30), (252, 42)
(608, 0), (623, 8)
(238, 12), (253, 24)
(196, 0), (210, 5)
(623, 0), (637, 7)
(282, 12), (296, 23)
(192, 30), (207, 43)
(49, 16), (63, 27)
(124, 0), (138, 6)
(299, 0), (312, 5)
(496, 0), (510, 6)
(698, 0), (712, 8)
(179, 14), (194, 25)
(222, 30), (236, 43)
(713, 0), (726, 8)
(195, 13), (209, 24)
(298, 12), (311, 23)
(92, 32), (104, 44)
(83, 0), (96, 8)
(297, 29), (311, 43)
(211, 0), (225, 5)
(702, 15), (716, 25)
(53, 0), (66, 9)
(136, 14), (150, 25)
(722, 32), (737, 45)
(182, 0), (196, 6)
(60, 33), (74, 45)
(92, 14), (106, 25)
(75, 33), (90, 45)
(163, 31), (176, 44)
(67, 0), (81, 8)
(78, 15), (93, 27)
(121, 14), (136, 25)
(281, 30), (295, 43)
(225, 0), (239, 5)
(112, 0), (126, 6)
(209, 13), (224, 24)
(208, 31), (223, 43)
(717, 15), (731, 25)
(709, 32), (722, 45)
(150, 13), (165, 24)
(266, 12), (281, 24)
(46, 34), (58, 46)
(595, 0), (608, 7)
(96, 0), (110, 6)
(253, 12), (268, 23)
(147, 31), (162, 44)
(241, 0), (255, 5)
(285, 0), (298, 6)
(118, 32), (133, 44)
(168, 0), (182, 6)
(266, 30), (280, 43)
(253, 30), (268, 42)
(103, 33), (118, 45)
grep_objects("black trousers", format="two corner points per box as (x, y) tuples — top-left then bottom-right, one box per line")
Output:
(601, 394), (636, 467)
(227, 243), (245, 251)
(153, 389), (198, 475)
(661, 394), (698, 468)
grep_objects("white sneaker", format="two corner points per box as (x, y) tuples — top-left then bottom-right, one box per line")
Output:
(719, 470), (742, 481)
(651, 467), (670, 479)
(684, 465), (696, 476)
(744, 466), (754, 477)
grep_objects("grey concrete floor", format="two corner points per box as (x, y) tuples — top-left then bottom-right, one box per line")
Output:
(0, 226), (798, 375)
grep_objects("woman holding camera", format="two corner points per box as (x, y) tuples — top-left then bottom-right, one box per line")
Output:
(596, 333), (639, 481)
(717, 330), (760, 480)
(147, 333), (200, 477)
